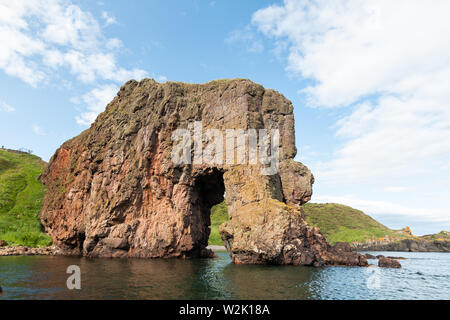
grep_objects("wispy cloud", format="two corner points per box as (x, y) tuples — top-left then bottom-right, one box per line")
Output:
(314, 194), (447, 223)
(32, 124), (46, 136)
(101, 11), (117, 26)
(225, 26), (264, 53)
(156, 75), (167, 82)
(0, 100), (15, 112)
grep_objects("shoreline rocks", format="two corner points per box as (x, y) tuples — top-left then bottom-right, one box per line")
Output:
(352, 239), (450, 252)
(0, 246), (63, 257)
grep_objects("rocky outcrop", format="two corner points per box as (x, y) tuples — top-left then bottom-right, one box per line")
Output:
(40, 78), (366, 266)
(353, 239), (450, 252)
(220, 201), (366, 266)
(0, 240), (8, 247)
(378, 256), (402, 268)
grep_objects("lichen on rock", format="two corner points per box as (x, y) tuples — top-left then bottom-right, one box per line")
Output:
(40, 78), (367, 266)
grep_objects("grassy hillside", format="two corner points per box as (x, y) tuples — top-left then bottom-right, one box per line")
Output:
(208, 201), (411, 246)
(420, 231), (450, 241)
(209, 201), (228, 245)
(302, 203), (400, 245)
(0, 149), (52, 247)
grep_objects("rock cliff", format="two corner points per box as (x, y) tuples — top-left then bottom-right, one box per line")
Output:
(40, 78), (366, 266)
(352, 239), (450, 252)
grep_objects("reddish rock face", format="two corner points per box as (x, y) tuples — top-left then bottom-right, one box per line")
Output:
(40, 78), (366, 266)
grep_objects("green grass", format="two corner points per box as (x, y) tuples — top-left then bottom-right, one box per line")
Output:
(0, 149), (52, 247)
(421, 231), (450, 241)
(209, 201), (229, 245)
(208, 201), (408, 246)
(302, 203), (399, 245)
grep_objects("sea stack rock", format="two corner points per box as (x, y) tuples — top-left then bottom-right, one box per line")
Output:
(40, 78), (366, 266)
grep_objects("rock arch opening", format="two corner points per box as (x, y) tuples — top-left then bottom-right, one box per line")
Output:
(191, 168), (226, 252)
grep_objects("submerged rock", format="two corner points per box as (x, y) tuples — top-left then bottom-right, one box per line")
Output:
(40, 78), (366, 266)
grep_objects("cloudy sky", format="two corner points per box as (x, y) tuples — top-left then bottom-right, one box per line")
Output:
(0, 0), (449, 234)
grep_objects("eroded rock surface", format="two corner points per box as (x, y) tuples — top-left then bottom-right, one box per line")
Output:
(40, 78), (366, 266)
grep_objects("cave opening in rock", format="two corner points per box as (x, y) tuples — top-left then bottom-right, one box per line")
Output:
(192, 168), (226, 249)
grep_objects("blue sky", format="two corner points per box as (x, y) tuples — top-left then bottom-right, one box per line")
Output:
(1, 0), (449, 235)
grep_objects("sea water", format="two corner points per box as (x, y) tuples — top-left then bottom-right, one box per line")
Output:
(0, 251), (448, 300)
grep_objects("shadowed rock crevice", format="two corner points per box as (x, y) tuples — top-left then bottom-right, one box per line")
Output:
(190, 168), (225, 252)
(40, 78), (367, 266)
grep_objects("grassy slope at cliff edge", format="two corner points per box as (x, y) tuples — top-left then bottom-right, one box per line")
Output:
(0, 149), (52, 247)
(302, 203), (406, 245)
(210, 201), (420, 246)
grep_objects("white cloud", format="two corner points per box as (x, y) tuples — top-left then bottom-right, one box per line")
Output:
(0, 0), (147, 124)
(253, 0), (450, 107)
(157, 75), (167, 82)
(101, 11), (117, 26)
(106, 38), (123, 50)
(0, 1), (146, 84)
(32, 124), (46, 136)
(253, 0), (450, 228)
(75, 84), (118, 125)
(0, 100), (15, 112)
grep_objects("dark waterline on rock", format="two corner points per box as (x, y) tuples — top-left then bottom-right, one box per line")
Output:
(0, 252), (449, 300)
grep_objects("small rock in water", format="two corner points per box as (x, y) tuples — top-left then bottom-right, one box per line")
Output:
(378, 256), (402, 268)
(387, 256), (406, 260)
(365, 253), (377, 259)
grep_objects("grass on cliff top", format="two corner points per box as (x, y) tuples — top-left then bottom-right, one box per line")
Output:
(0, 149), (52, 247)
